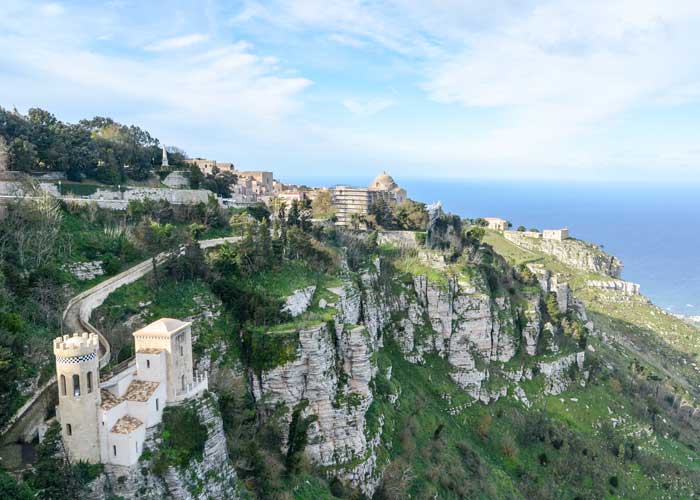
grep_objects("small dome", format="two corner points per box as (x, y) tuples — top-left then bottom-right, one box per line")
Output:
(370, 171), (397, 190)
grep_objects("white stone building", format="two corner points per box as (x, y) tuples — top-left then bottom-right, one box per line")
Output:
(54, 318), (207, 467)
(542, 228), (569, 241)
(483, 217), (509, 231)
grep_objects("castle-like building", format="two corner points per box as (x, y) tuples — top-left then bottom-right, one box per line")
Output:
(53, 318), (207, 466)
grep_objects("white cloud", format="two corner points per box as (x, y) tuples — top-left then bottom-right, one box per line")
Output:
(144, 33), (209, 52)
(0, 1), (312, 162)
(38, 2), (64, 16)
(343, 98), (393, 116)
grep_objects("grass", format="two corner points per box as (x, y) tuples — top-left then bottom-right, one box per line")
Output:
(244, 261), (329, 299)
(394, 254), (450, 286)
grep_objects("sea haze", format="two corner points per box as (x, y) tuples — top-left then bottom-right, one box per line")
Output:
(290, 176), (700, 315)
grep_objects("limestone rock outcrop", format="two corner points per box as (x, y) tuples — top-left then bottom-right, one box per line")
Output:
(251, 321), (380, 495)
(506, 232), (623, 277)
(587, 279), (640, 295)
(282, 285), (316, 317)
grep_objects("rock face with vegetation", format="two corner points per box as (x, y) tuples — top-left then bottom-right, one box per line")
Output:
(504, 231), (623, 277)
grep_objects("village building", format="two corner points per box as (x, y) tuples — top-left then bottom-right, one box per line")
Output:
(236, 170), (274, 196)
(483, 217), (509, 231)
(542, 228), (569, 241)
(53, 318), (207, 467)
(332, 171), (407, 226)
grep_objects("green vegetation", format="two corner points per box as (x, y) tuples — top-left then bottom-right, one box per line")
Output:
(152, 402), (208, 474)
(20, 422), (103, 499)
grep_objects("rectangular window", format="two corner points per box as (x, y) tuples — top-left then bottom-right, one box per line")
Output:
(146, 359), (150, 368)
(87, 371), (93, 393)
(156, 398), (159, 411)
(66, 424), (72, 436)
(73, 374), (80, 397)
(113, 445), (117, 456)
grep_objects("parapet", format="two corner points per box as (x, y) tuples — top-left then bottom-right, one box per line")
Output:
(53, 332), (99, 359)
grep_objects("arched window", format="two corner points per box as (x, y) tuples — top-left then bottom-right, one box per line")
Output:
(73, 374), (80, 397)
(60, 375), (66, 396)
(87, 371), (93, 393)
(66, 423), (72, 436)
(155, 398), (159, 411)
(146, 359), (150, 369)
(181, 374), (185, 391)
(113, 445), (117, 456)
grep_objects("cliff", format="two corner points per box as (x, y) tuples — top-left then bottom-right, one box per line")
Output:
(249, 247), (588, 495)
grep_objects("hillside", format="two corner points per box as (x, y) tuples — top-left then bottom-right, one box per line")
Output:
(1, 197), (700, 499)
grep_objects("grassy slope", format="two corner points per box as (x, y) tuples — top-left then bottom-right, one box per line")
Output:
(477, 230), (700, 495)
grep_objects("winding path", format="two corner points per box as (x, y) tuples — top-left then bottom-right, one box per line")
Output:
(0, 236), (240, 446)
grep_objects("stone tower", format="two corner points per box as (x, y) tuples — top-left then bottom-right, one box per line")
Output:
(161, 145), (169, 167)
(133, 318), (194, 402)
(54, 332), (102, 463)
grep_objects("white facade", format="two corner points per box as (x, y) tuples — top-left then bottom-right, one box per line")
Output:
(54, 318), (207, 467)
(484, 217), (509, 231)
(543, 228), (569, 241)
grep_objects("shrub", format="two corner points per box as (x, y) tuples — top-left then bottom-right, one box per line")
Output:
(477, 414), (493, 439)
(153, 404), (208, 473)
(500, 432), (519, 458)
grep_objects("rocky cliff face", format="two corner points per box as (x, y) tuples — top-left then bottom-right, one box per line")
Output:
(248, 249), (589, 495)
(250, 313), (381, 494)
(90, 394), (240, 500)
(505, 232), (623, 277)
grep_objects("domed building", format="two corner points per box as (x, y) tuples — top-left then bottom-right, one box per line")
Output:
(331, 171), (407, 227)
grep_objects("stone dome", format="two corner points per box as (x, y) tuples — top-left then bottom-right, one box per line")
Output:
(369, 171), (398, 191)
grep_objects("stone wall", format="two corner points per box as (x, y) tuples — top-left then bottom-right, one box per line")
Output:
(586, 279), (640, 295)
(377, 230), (419, 249)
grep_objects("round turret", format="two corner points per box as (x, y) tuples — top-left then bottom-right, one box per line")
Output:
(54, 332), (101, 463)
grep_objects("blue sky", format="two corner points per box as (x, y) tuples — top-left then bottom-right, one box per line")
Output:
(2, 0), (700, 181)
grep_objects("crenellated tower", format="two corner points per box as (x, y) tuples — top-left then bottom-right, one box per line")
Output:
(53, 332), (102, 463)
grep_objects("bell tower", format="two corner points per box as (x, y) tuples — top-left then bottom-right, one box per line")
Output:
(53, 332), (102, 463)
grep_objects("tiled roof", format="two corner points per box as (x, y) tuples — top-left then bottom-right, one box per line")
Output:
(110, 415), (143, 434)
(123, 380), (160, 402)
(100, 389), (122, 410)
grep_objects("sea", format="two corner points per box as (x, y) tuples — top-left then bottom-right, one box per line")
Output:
(289, 176), (700, 316)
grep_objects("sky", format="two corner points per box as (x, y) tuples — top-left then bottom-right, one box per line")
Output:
(2, 0), (700, 181)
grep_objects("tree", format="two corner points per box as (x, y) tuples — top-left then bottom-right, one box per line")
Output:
(0, 470), (33, 500)
(134, 220), (179, 277)
(311, 190), (334, 219)
(368, 197), (395, 229)
(395, 200), (428, 230)
(188, 163), (204, 189)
